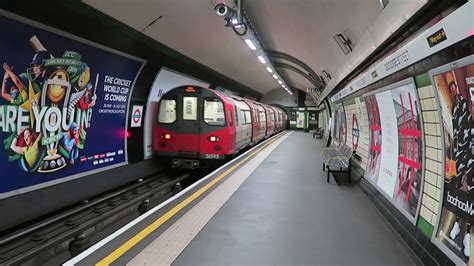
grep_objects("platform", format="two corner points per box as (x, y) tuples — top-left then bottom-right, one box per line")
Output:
(65, 131), (416, 265)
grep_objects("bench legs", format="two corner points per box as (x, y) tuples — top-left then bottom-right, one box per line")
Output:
(327, 165), (330, 183)
(326, 159), (352, 184)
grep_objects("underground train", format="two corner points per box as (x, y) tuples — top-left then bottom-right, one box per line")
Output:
(153, 86), (288, 168)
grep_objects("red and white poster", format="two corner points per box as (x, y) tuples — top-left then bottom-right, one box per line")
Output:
(365, 94), (382, 184)
(376, 90), (399, 196)
(364, 79), (423, 222)
(391, 84), (423, 218)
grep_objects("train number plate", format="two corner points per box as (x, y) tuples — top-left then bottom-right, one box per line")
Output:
(203, 154), (221, 159)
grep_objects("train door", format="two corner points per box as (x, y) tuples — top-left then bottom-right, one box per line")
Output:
(228, 98), (243, 150)
(258, 105), (266, 139)
(177, 90), (201, 154)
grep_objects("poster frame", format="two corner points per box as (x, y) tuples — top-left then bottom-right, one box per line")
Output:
(428, 54), (473, 266)
(0, 9), (146, 199)
(362, 77), (425, 225)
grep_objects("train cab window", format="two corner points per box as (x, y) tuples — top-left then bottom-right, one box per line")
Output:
(158, 99), (176, 124)
(204, 98), (225, 126)
(183, 96), (198, 120)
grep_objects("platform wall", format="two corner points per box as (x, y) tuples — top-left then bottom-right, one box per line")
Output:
(331, 37), (473, 266)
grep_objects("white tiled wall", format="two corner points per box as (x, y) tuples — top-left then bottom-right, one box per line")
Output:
(343, 97), (369, 170)
(417, 84), (443, 226)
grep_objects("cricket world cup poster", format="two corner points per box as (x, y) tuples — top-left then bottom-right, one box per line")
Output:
(0, 13), (145, 198)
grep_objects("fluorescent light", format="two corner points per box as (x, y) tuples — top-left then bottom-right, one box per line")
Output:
(278, 80), (283, 84)
(257, 56), (266, 64)
(266, 67), (273, 73)
(272, 74), (278, 79)
(282, 84), (286, 88)
(245, 39), (257, 50)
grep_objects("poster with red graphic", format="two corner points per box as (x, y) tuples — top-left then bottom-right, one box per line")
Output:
(391, 84), (423, 218)
(431, 56), (473, 265)
(364, 79), (423, 223)
(365, 94), (381, 184)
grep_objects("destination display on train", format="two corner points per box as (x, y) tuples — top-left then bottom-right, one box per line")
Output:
(0, 14), (144, 198)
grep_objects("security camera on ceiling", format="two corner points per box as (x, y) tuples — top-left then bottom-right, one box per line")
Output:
(215, 3), (230, 16)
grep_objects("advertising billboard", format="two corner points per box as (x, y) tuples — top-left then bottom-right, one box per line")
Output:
(365, 94), (382, 184)
(333, 103), (346, 145)
(0, 12), (145, 198)
(430, 55), (473, 265)
(364, 78), (423, 222)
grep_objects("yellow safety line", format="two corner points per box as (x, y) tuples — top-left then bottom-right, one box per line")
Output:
(96, 133), (284, 266)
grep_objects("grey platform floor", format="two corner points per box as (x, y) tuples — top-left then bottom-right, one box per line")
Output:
(173, 131), (416, 265)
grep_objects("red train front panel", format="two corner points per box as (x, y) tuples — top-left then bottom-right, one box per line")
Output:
(153, 86), (235, 168)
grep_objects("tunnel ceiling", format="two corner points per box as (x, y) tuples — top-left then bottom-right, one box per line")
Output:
(83, 0), (382, 95)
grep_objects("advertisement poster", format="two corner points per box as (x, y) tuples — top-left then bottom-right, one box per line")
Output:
(296, 112), (305, 128)
(0, 13), (144, 198)
(365, 79), (423, 222)
(431, 57), (473, 265)
(365, 94), (382, 183)
(352, 97), (365, 153)
(391, 84), (423, 218)
(375, 90), (399, 196)
(333, 104), (346, 144)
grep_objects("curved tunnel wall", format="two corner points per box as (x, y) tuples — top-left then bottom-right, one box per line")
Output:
(330, 37), (473, 265)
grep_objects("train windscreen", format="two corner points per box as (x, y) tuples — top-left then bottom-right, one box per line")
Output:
(158, 99), (176, 123)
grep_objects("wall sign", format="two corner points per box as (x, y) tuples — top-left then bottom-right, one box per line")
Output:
(427, 28), (447, 48)
(130, 105), (143, 128)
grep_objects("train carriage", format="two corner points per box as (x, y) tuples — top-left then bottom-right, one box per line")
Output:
(153, 85), (287, 168)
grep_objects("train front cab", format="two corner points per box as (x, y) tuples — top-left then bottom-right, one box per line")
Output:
(153, 86), (235, 169)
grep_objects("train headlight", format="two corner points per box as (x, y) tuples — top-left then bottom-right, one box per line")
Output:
(162, 133), (172, 140)
(208, 136), (220, 142)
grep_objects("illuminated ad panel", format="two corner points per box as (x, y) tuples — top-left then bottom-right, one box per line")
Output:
(332, 103), (346, 145)
(430, 56), (473, 265)
(0, 12), (145, 198)
(364, 79), (423, 222)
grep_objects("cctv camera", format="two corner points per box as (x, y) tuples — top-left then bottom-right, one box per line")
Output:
(215, 3), (228, 16)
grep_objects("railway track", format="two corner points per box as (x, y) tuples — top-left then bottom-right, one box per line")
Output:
(0, 170), (191, 265)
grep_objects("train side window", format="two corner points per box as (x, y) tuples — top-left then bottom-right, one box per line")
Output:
(228, 110), (233, 126)
(244, 110), (252, 124)
(204, 98), (225, 126)
(157, 99), (176, 124)
(234, 106), (239, 125)
(183, 96), (198, 121)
